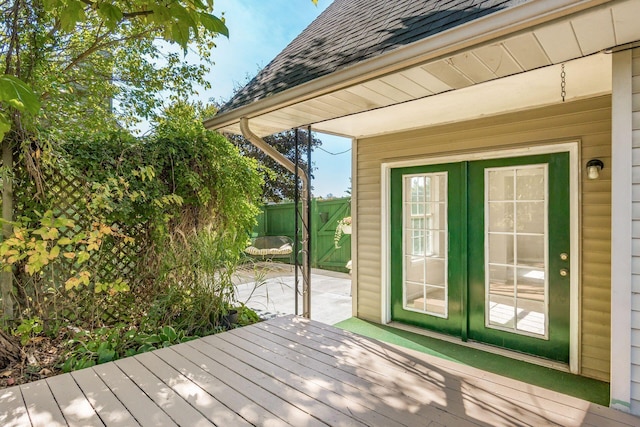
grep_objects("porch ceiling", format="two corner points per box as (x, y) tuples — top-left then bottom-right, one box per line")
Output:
(212, 0), (639, 139)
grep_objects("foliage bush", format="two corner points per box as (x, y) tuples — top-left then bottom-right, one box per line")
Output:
(0, 102), (264, 375)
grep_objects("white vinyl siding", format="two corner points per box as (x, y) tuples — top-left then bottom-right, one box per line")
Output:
(355, 96), (611, 380)
(630, 47), (640, 413)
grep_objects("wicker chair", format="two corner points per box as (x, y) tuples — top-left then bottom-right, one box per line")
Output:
(244, 235), (294, 263)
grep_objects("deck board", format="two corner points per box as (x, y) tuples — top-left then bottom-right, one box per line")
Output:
(254, 318), (570, 426)
(2, 315), (640, 426)
(210, 332), (406, 427)
(20, 379), (67, 427)
(92, 362), (175, 426)
(227, 324), (477, 427)
(46, 374), (103, 427)
(114, 356), (215, 427)
(0, 386), (31, 427)
(70, 366), (137, 426)
(147, 348), (293, 427)
(262, 319), (580, 425)
(188, 337), (361, 426)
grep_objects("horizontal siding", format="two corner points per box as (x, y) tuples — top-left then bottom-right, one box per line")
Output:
(356, 95), (612, 380)
(632, 47), (640, 411)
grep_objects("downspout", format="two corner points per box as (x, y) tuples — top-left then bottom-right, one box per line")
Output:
(239, 117), (311, 318)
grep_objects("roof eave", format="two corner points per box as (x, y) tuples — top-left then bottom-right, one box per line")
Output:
(204, 0), (611, 132)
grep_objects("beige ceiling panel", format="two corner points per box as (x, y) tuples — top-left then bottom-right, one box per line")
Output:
(534, 21), (583, 63)
(571, 8), (616, 55)
(473, 44), (523, 77)
(347, 84), (398, 106)
(449, 52), (497, 83)
(611, 0), (640, 45)
(335, 89), (383, 110)
(361, 80), (414, 103)
(304, 95), (356, 116)
(313, 94), (361, 115)
(401, 66), (453, 94)
(272, 105), (326, 123)
(251, 113), (296, 129)
(421, 60), (474, 89)
(379, 73), (433, 98)
(314, 54), (611, 139)
(502, 33), (551, 70)
(289, 101), (337, 120)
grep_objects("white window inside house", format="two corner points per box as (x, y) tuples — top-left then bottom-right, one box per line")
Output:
(403, 173), (448, 318)
(485, 165), (548, 338)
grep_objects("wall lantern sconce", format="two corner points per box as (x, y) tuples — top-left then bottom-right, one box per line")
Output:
(586, 159), (604, 180)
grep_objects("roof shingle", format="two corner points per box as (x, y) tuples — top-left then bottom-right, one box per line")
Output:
(220, 0), (531, 113)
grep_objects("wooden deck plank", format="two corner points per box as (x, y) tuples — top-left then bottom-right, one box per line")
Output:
(133, 350), (258, 427)
(226, 326), (477, 427)
(114, 356), (216, 427)
(169, 342), (327, 427)
(291, 319), (626, 427)
(2, 315), (640, 427)
(257, 317), (609, 426)
(0, 387), (31, 427)
(292, 321), (582, 423)
(295, 320), (639, 427)
(20, 379), (67, 427)
(273, 316), (640, 427)
(187, 337), (366, 427)
(210, 331), (409, 427)
(46, 374), (103, 427)
(233, 325), (480, 427)
(248, 320), (558, 427)
(70, 366), (138, 426)
(252, 320), (529, 426)
(92, 362), (176, 426)
(147, 347), (292, 427)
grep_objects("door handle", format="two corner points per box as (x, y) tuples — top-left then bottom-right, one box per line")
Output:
(559, 269), (569, 277)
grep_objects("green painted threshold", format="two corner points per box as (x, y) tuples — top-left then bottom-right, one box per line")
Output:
(333, 317), (609, 406)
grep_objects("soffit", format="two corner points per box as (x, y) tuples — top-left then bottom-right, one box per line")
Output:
(215, 0), (639, 138)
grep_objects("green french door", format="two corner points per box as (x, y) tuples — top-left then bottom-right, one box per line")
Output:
(390, 152), (570, 362)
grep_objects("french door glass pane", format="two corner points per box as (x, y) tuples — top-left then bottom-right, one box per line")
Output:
(403, 173), (448, 318)
(485, 165), (548, 337)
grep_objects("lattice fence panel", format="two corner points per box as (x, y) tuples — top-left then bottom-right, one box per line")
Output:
(3, 166), (148, 323)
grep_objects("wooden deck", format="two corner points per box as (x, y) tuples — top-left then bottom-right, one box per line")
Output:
(1, 316), (639, 427)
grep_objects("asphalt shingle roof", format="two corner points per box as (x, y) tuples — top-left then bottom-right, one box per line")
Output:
(221, 0), (531, 113)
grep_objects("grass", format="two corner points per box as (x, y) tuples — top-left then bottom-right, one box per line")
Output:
(333, 317), (609, 406)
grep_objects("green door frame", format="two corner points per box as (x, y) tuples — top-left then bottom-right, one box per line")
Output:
(381, 143), (580, 372)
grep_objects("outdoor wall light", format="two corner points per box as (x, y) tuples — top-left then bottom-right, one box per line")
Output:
(586, 159), (604, 180)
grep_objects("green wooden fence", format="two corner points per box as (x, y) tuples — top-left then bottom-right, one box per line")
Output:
(252, 197), (351, 272)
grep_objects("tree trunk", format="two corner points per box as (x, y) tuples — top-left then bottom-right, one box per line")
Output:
(1, 139), (14, 319)
(0, 329), (19, 369)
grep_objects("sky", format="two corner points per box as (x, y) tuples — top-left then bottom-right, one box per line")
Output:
(199, 0), (352, 198)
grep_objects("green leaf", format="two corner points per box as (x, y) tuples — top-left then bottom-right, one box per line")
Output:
(137, 344), (156, 353)
(199, 13), (228, 38)
(0, 115), (10, 139)
(49, 245), (61, 260)
(59, 0), (86, 32)
(97, 348), (116, 364)
(162, 326), (178, 342)
(0, 75), (40, 114)
(168, 21), (190, 50)
(97, 3), (123, 30)
(57, 237), (73, 246)
(77, 251), (90, 264)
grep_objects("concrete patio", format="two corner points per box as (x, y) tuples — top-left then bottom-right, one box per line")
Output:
(233, 262), (353, 325)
